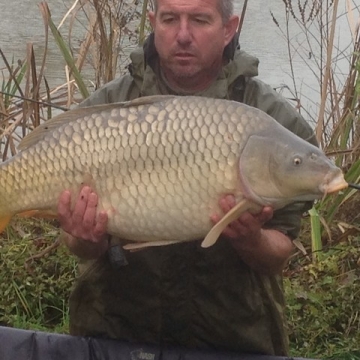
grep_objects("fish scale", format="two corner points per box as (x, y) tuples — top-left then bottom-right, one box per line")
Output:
(0, 95), (347, 249)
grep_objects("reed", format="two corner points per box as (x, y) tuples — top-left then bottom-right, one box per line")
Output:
(45, 0), (147, 95)
(272, 1), (360, 256)
(0, 0), (148, 161)
(273, 2), (360, 357)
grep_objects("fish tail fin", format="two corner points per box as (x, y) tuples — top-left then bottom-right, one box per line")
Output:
(0, 215), (13, 233)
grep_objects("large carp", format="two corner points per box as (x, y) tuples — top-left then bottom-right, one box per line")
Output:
(0, 95), (347, 249)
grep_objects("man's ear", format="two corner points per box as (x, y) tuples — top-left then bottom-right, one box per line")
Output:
(224, 15), (240, 47)
(148, 11), (156, 29)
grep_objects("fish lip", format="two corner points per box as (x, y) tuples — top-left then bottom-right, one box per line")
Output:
(320, 174), (348, 194)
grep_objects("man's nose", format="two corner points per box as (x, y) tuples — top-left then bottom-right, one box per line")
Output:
(176, 19), (192, 45)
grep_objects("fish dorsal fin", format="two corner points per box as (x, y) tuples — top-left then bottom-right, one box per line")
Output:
(18, 104), (116, 151)
(121, 95), (176, 108)
(201, 199), (263, 248)
(18, 95), (177, 151)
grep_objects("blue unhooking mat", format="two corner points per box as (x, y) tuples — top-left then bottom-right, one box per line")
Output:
(0, 326), (317, 360)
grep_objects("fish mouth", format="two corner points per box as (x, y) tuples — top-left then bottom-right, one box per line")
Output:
(320, 172), (348, 195)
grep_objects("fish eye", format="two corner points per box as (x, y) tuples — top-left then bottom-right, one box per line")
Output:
(293, 157), (302, 166)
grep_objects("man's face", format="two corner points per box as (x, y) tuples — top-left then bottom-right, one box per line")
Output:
(149, 0), (238, 89)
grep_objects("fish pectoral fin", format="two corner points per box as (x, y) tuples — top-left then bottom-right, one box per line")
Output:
(123, 240), (183, 251)
(0, 215), (12, 233)
(293, 239), (307, 255)
(201, 199), (262, 248)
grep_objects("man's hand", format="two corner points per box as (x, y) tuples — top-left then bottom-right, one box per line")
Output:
(211, 195), (273, 241)
(211, 195), (294, 274)
(58, 186), (109, 259)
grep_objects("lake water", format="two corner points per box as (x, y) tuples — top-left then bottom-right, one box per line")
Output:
(0, 0), (358, 121)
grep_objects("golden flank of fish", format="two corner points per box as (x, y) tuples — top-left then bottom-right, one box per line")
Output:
(0, 95), (348, 249)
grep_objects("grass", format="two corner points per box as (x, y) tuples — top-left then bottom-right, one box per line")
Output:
(0, 218), (75, 333)
(285, 234), (360, 359)
(0, 0), (359, 359)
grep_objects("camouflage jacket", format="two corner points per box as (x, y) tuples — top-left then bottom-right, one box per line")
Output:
(69, 34), (316, 356)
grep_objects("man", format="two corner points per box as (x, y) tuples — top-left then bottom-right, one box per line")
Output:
(58, 0), (316, 356)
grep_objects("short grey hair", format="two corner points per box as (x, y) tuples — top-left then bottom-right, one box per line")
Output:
(152, 0), (234, 23)
(217, 0), (234, 22)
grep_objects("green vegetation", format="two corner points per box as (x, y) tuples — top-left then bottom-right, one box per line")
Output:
(285, 236), (360, 359)
(0, 218), (74, 333)
(0, 1), (359, 359)
(272, 2), (360, 358)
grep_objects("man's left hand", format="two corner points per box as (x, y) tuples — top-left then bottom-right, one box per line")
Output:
(210, 195), (294, 274)
(210, 194), (273, 242)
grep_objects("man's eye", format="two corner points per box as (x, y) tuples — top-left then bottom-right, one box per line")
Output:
(163, 17), (175, 23)
(194, 18), (206, 24)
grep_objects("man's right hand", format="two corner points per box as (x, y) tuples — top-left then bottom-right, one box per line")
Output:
(58, 186), (109, 259)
